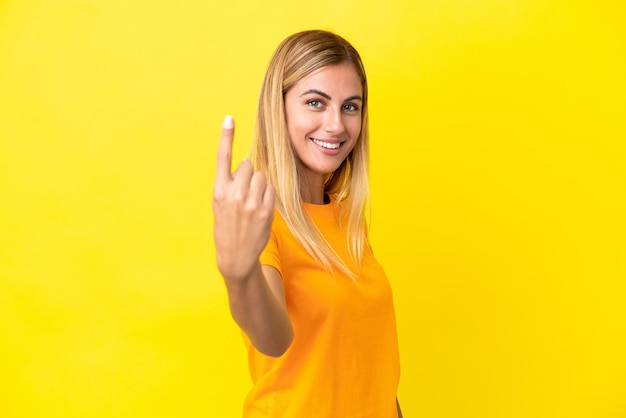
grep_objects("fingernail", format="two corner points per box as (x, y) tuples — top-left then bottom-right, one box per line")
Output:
(222, 115), (234, 129)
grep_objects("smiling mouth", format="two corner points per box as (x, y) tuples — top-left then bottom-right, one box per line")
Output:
(311, 138), (343, 150)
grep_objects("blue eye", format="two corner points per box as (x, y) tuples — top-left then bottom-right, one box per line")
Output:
(307, 100), (323, 108)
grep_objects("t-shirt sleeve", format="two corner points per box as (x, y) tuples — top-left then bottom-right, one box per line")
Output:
(259, 227), (282, 276)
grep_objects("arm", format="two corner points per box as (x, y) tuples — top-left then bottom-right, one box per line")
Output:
(213, 116), (293, 357)
(224, 263), (293, 356)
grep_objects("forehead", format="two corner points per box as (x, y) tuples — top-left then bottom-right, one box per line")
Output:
(290, 63), (362, 96)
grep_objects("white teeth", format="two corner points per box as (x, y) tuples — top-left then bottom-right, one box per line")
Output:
(312, 139), (341, 149)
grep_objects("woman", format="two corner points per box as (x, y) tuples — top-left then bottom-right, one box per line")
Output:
(213, 30), (402, 418)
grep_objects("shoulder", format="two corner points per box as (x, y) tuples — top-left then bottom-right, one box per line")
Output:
(266, 207), (294, 250)
(270, 207), (288, 233)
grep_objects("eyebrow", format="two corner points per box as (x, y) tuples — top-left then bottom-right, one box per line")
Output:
(300, 89), (363, 102)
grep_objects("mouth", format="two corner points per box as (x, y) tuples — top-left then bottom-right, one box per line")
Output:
(310, 138), (343, 150)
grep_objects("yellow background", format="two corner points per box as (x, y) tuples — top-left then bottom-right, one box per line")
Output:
(1, 0), (625, 417)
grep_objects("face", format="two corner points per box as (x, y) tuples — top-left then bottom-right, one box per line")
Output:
(284, 63), (363, 189)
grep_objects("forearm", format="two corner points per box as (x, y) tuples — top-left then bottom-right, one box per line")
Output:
(225, 262), (293, 357)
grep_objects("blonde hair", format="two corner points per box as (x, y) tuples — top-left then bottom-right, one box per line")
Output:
(250, 30), (370, 278)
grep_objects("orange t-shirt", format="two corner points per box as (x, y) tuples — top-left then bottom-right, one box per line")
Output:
(243, 198), (400, 418)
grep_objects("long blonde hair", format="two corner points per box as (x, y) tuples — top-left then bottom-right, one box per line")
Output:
(250, 30), (370, 278)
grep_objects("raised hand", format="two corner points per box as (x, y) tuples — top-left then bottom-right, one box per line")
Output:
(212, 115), (275, 283)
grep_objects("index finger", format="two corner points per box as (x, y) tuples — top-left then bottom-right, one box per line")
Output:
(216, 115), (235, 183)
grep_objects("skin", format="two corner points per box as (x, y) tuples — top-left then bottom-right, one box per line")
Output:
(213, 63), (364, 357)
(213, 63), (403, 415)
(284, 63), (363, 204)
(213, 114), (291, 358)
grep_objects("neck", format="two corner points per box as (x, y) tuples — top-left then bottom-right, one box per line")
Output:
(300, 178), (326, 204)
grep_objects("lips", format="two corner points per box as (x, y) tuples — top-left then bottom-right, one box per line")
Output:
(311, 138), (342, 149)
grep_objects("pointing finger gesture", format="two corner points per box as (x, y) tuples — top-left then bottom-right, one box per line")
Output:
(213, 115), (275, 282)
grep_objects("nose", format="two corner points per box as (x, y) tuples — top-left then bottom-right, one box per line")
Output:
(323, 107), (346, 135)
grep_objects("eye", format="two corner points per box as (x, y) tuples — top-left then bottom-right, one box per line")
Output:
(307, 100), (324, 108)
(343, 103), (359, 112)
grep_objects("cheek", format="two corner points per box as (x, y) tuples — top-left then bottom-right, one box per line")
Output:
(348, 118), (362, 139)
(286, 112), (312, 139)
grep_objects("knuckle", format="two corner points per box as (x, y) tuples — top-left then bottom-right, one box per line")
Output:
(213, 186), (225, 200)
(252, 171), (267, 183)
(231, 193), (244, 203)
(237, 159), (252, 171)
(259, 207), (274, 222)
(243, 199), (260, 213)
(218, 148), (232, 162)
